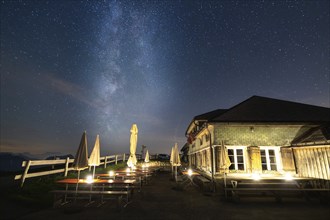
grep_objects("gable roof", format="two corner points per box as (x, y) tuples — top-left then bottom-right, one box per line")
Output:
(211, 96), (330, 123)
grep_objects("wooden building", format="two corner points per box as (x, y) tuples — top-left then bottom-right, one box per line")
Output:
(185, 96), (330, 180)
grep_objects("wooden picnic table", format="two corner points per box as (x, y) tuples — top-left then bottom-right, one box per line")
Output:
(53, 178), (136, 207)
(97, 173), (143, 190)
(115, 169), (153, 183)
(56, 178), (137, 193)
(116, 169), (152, 174)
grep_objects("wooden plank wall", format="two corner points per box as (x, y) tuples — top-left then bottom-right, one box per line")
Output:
(281, 148), (296, 172)
(293, 146), (330, 180)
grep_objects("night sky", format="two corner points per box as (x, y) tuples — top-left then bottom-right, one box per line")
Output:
(1, 0), (329, 157)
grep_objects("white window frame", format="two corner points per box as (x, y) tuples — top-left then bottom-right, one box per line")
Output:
(226, 146), (246, 171)
(259, 147), (282, 171)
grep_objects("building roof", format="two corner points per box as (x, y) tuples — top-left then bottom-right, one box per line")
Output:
(185, 96), (330, 137)
(211, 96), (330, 123)
(194, 109), (228, 121)
(185, 109), (228, 135)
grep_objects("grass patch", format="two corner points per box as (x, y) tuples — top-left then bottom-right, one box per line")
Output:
(6, 175), (57, 209)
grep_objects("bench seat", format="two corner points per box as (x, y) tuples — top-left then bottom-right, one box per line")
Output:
(224, 180), (329, 202)
(51, 190), (131, 208)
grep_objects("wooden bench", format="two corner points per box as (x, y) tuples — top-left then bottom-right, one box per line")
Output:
(195, 175), (211, 182)
(193, 176), (211, 191)
(96, 178), (143, 192)
(224, 180), (329, 202)
(51, 190), (131, 209)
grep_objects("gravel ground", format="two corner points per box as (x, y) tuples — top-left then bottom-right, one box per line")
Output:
(2, 172), (330, 220)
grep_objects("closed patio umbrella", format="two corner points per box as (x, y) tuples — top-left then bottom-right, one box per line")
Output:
(170, 146), (174, 174)
(172, 143), (181, 182)
(145, 150), (150, 163)
(170, 147), (174, 164)
(219, 140), (231, 197)
(219, 141), (231, 171)
(73, 131), (89, 194)
(127, 124), (138, 168)
(88, 134), (101, 178)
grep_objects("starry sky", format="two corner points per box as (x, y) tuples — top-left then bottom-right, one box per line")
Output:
(1, 0), (329, 158)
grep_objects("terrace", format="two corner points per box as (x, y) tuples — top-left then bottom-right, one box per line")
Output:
(1, 162), (329, 220)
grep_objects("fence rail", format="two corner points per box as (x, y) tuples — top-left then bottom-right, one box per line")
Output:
(15, 153), (129, 187)
(14, 153), (163, 187)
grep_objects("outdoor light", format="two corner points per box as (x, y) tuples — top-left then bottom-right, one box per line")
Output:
(252, 172), (261, 181)
(108, 179), (114, 183)
(126, 168), (131, 172)
(86, 175), (93, 184)
(109, 170), (114, 177)
(188, 168), (193, 176)
(285, 173), (293, 181)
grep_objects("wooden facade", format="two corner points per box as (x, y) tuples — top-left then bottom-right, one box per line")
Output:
(293, 146), (330, 180)
(280, 148), (296, 172)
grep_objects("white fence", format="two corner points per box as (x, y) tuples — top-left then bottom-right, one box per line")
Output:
(15, 153), (128, 187)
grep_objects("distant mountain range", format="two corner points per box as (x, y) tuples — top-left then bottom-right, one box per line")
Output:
(0, 152), (73, 172)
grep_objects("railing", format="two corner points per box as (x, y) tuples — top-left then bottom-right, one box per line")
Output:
(14, 153), (164, 187)
(15, 153), (128, 187)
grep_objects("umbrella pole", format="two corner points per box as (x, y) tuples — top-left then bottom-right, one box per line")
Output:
(175, 166), (177, 182)
(93, 166), (96, 179)
(75, 170), (80, 202)
(90, 167), (95, 204)
(224, 171), (227, 199)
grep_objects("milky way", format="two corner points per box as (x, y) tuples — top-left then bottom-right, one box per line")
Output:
(1, 0), (329, 157)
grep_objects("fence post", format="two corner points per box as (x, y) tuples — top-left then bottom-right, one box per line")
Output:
(64, 157), (70, 177)
(21, 160), (31, 187)
(115, 155), (118, 165)
(104, 156), (108, 168)
(123, 153), (125, 162)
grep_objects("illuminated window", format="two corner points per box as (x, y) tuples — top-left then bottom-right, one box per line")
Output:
(260, 149), (277, 171)
(227, 148), (245, 170)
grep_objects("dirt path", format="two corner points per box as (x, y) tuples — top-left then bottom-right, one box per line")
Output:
(7, 171), (330, 220)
